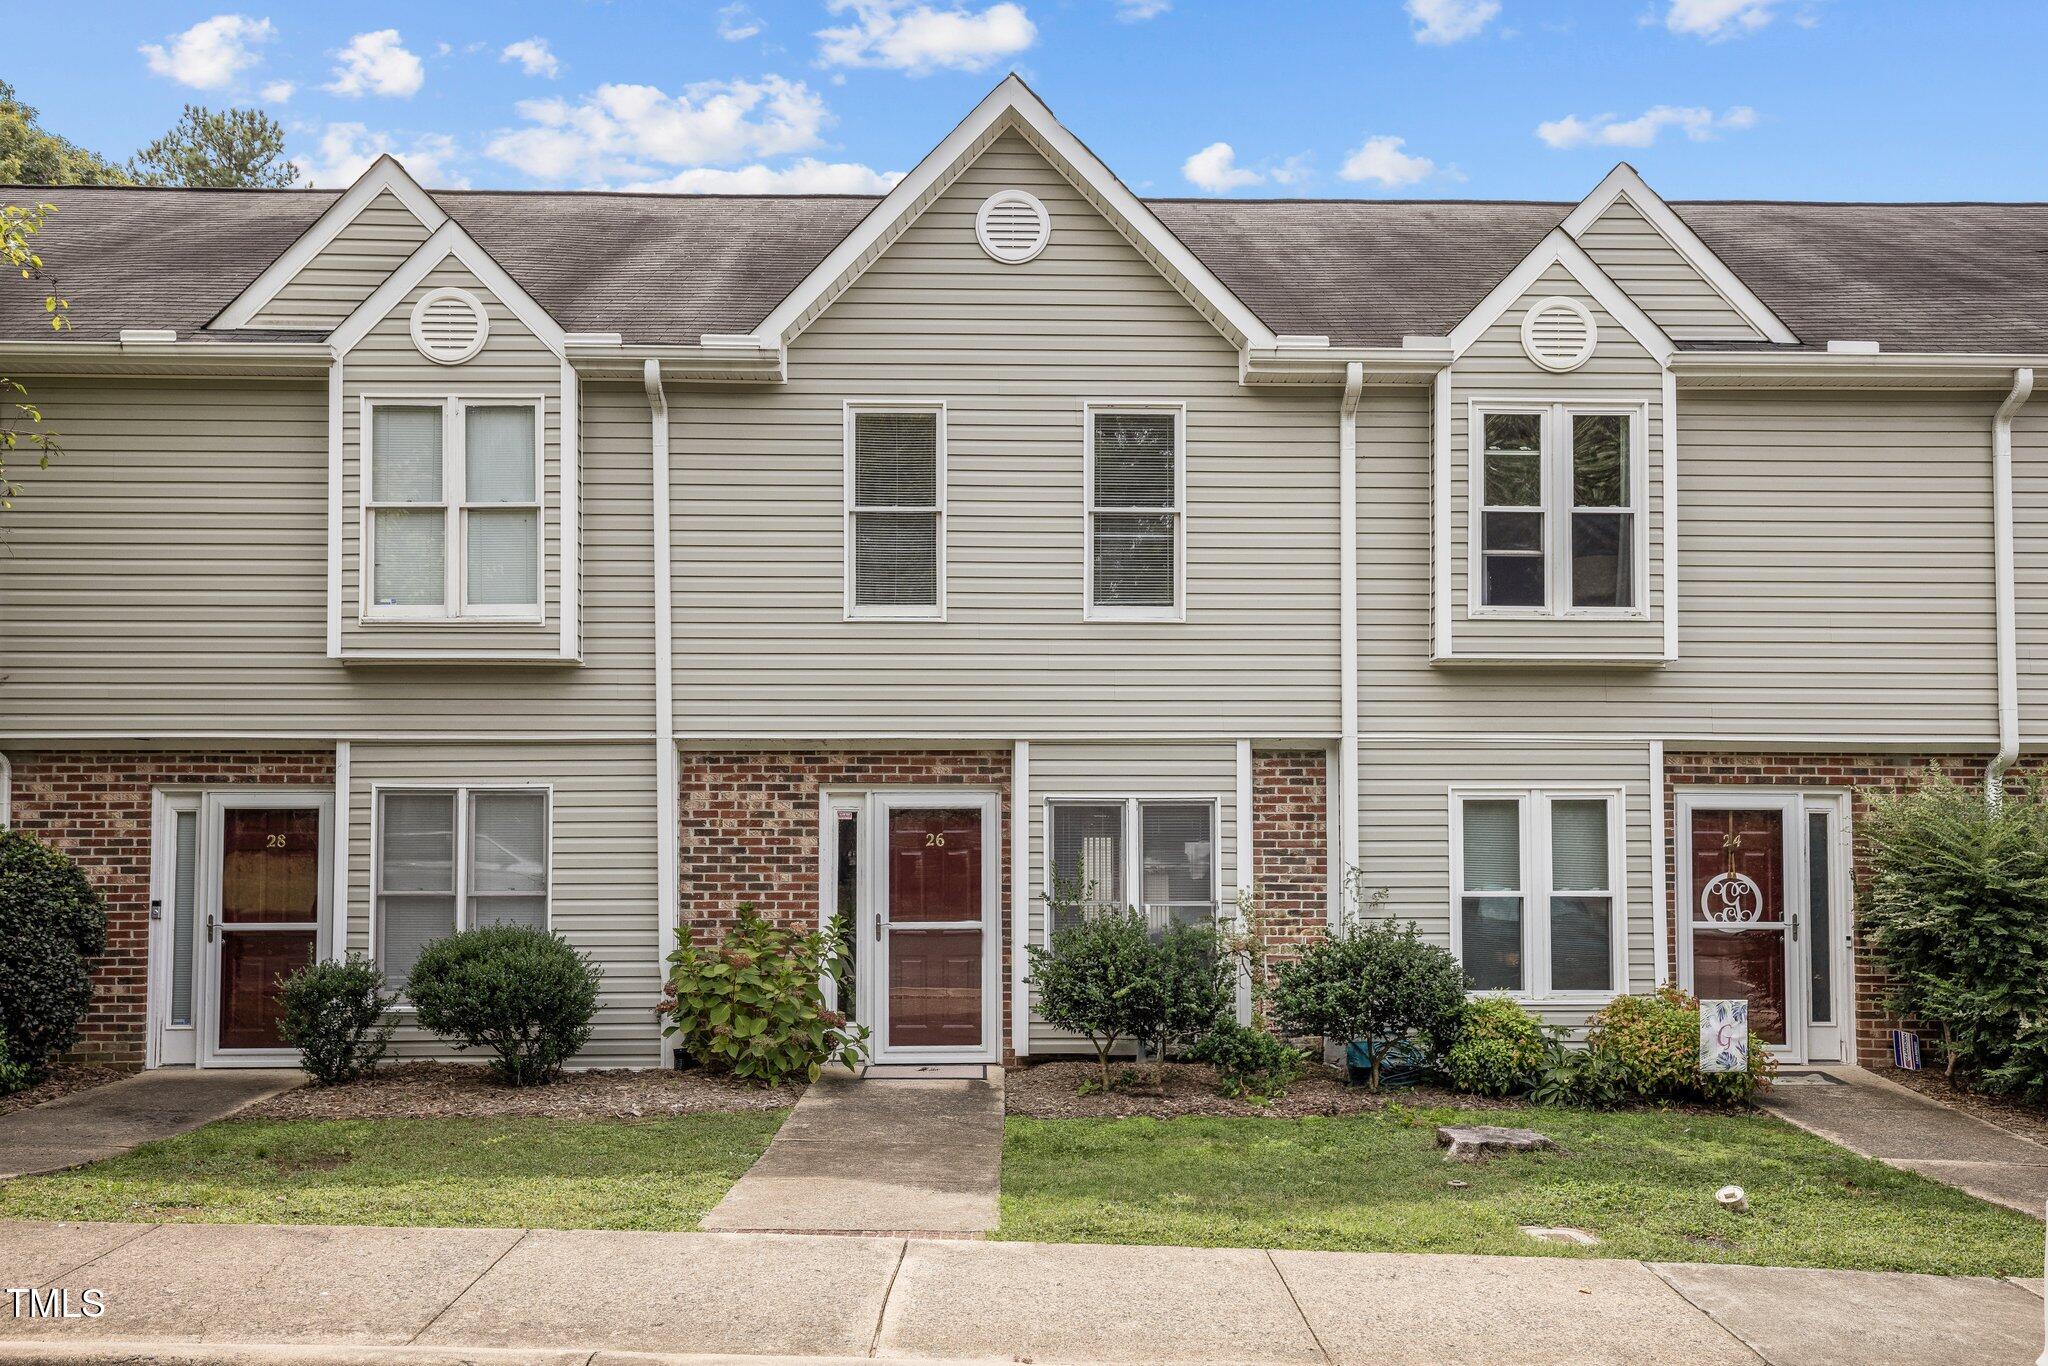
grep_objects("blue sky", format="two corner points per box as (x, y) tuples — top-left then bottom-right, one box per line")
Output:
(12, 1), (2048, 201)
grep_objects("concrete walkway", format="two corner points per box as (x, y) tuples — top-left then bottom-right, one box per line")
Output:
(699, 1070), (1003, 1236)
(1, 1220), (2041, 1364)
(0, 1069), (303, 1179)
(1763, 1066), (2048, 1218)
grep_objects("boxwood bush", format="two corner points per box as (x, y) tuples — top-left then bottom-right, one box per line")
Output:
(277, 953), (395, 1085)
(1273, 918), (1466, 1089)
(0, 828), (109, 1079)
(406, 926), (600, 1086)
(1440, 994), (1551, 1097)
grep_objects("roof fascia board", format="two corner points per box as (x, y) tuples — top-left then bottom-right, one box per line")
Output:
(1670, 350), (2048, 388)
(746, 75), (1278, 352)
(0, 339), (332, 378)
(329, 220), (567, 359)
(1445, 229), (1676, 365)
(210, 155), (449, 331)
(1562, 163), (1798, 345)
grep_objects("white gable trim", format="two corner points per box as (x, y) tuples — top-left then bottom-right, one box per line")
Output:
(746, 75), (1278, 353)
(328, 220), (567, 359)
(1562, 163), (1798, 346)
(1445, 229), (1676, 365)
(211, 156), (448, 331)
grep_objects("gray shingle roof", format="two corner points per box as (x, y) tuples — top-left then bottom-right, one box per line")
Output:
(4, 184), (2045, 353)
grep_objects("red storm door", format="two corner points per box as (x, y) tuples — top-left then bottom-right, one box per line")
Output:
(882, 806), (986, 1051)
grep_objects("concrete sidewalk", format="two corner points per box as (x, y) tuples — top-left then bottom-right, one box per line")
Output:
(0, 1069), (303, 1179)
(2, 1220), (2042, 1365)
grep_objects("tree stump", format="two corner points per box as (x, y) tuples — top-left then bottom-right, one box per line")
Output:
(1435, 1124), (1556, 1162)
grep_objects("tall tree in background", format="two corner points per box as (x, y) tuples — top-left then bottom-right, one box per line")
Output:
(128, 105), (292, 189)
(0, 80), (128, 185)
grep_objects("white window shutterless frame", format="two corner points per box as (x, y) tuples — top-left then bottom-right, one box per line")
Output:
(843, 402), (946, 620)
(1042, 796), (1220, 941)
(1467, 401), (1647, 619)
(371, 784), (553, 992)
(362, 397), (544, 623)
(1084, 402), (1186, 621)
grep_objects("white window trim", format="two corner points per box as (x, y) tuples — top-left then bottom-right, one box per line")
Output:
(1040, 794), (1220, 945)
(1447, 784), (1628, 1003)
(1083, 401), (1188, 623)
(360, 395), (546, 625)
(842, 400), (947, 621)
(370, 781), (555, 991)
(1466, 398), (1649, 622)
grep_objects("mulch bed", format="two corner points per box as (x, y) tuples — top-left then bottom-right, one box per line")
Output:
(0, 1063), (129, 1118)
(242, 1061), (800, 1121)
(1003, 1059), (1525, 1119)
(1874, 1065), (2048, 1147)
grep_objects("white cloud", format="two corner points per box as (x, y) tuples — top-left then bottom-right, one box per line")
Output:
(1114, 0), (1172, 19)
(1338, 134), (1438, 187)
(1404, 0), (1500, 44)
(501, 38), (560, 79)
(1663, 0), (1790, 39)
(291, 122), (465, 189)
(326, 29), (425, 98)
(485, 76), (830, 182)
(718, 4), (764, 40)
(1536, 104), (1757, 149)
(620, 158), (904, 193)
(816, 1), (1036, 75)
(140, 14), (275, 90)
(259, 80), (295, 103)
(1181, 142), (1264, 193)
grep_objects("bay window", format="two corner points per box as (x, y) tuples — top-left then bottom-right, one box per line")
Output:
(375, 786), (550, 987)
(1453, 788), (1622, 997)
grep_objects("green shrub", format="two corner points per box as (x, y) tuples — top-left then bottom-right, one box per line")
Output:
(1128, 922), (1234, 1085)
(1585, 986), (1773, 1105)
(1529, 1046), (1630, 1108)
(277, 954), (395, 1085)
(662, 905), (865, 1086)
(1274, 918), (1466, 1089)
(1027, 909), (1155, 1090)
(1190, 1020), (1306, 1103)
(0, 1038), (28, 1096)
(0, 828), (109, 1079)
(1862, 768), (2048, 1092)
(1440, 995), (1550, 1098)
(407, 926), (600, 1087)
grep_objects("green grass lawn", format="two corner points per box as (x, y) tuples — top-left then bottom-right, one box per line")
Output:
(999, 1104), (2046, 1276)
(0, 1113), (784, 1232)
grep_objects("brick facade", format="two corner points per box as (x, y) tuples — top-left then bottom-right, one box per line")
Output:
(1661, 750), (2022, 1064)
(1250, 750), (1329, 1006)
(7, 750), (336, 1066)
(677, 748), (1014, 1060)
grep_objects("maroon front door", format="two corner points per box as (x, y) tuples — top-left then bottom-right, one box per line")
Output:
(214, 805), (322, 1051)
(881, 805), (987, 1052)
(1687, 807), (1791, 1046)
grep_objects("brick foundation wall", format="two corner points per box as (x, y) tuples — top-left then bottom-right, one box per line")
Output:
(1250, 751), (1329, 1009)
(677, 749), (1014, 1060)
(7, 750), (336, 1066)
(1661, 751), (2024, 1064)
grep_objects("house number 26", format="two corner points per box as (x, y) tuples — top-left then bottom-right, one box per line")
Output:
(925, 832), (946, 847)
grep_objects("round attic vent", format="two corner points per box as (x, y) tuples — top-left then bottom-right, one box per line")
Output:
(975, 190), (1051, 264)
(1520, 296), (1597, 372)
(410, 287), (490, 365)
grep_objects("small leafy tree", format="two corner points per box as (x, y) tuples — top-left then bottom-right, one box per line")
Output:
(277, 954), (395, 1084)
(128, 106), (292, 188)
(1127, 921), (1233, 1087)
(1862, 768), (2048, 1084)
(1027, 907), (1153, 1091)
(407, 926), (600, 1086)
(661, 905), (866, 1085)
(0, 828), (108, 1078)
(1274, 916), (1466, 1089)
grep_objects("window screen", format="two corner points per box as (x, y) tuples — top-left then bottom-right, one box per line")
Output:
(377, 791), (457, 988)
(1460, 798), (1523, 991)
(1548, 798), (1613, 992)
(1090, 412), (1178, 610)
(1140, 801), (1215, 931)
(470, 791), (548, 931)
(371, 405), (446, 608)
(1570, 414), (1633, 609)
(377, 788), (550, 987)
(851, 411), (940, 610)
(1480, 413), (1543, 608)
(1049, 802), (1124, 936)
(463, 405), (539, 609)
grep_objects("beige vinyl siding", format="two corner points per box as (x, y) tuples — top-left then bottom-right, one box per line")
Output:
(345, 740), (661, 1067)
(1024, 740), (1242, 1051)
(248, 191), (433, 332)
(0, 378), (653, 736)
(2017, 409), (2048, 737)
(1448, 266), (1665, 660)
(1575, 197), (1762, 342)
(671, 131), (1340, 740)
(1357, 738), (1655, 1033)
(340, 260), (564, 657)
(1364, 384), (2001, 742)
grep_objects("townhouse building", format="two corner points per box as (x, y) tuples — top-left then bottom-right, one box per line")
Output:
(1, 78), (2041, 1071)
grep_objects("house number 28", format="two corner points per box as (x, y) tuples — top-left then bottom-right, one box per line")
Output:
(266, 834), (288, 849)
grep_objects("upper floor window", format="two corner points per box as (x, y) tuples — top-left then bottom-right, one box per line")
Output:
(1086, 405), (1184, 620)
(1454, 788), (1621, 998)
(366, 399), (541, 620)
(1046, 797), (1215, 938)
(375, 786), (550, 988)
(1475, 405), (1640, 615)
(846, 404), (944, 619)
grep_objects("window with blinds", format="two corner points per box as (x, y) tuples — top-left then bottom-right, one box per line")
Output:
(366, 399), (541, 620)
(376, 787), (550, 988)
(1087, 408), (1182, 617)
(847, 407), (942, 616)
(1455, 790), (1618, 996)
(1046, 798), (1215, 939)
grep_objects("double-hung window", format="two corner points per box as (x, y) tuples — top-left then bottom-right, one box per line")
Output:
(1473, 405), (1640, 615)
(846, 404), (944, 618)
(1046, 798), (1216, 938)
(366, 399), (542, 619)
(375, 787), (550, 987)
(1453, 789), (1622, 997)
(1086, 405), (1184, 619)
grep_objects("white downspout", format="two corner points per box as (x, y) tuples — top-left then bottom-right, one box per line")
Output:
(1988, 367), (2034, 804)
(1338, 362), (1363, 904)
(645, 360), (680, 1064)
(0, 750), (11, 827)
